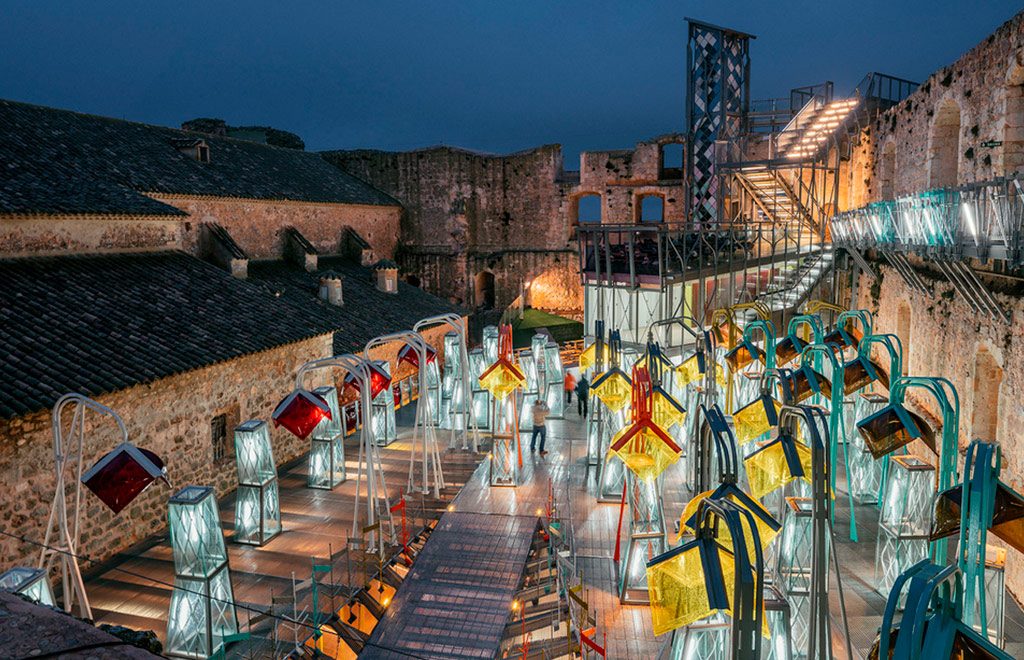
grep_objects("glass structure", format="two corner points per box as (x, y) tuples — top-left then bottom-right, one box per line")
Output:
(233, 420), (281, 546)
(518, 352), (539, 430)
(371, 361), (397, 446)
(0, 567), (56, 607)
(308, 386), (345, 489)
(468, 348), (491, 430)
(876, 455), (935, 600)
(847, 392), (887, 504)
(440, 331), (467, 431)
(776, 497), (818, 659)
(543, 340), (565, 418)
(166, 485), (238, 659)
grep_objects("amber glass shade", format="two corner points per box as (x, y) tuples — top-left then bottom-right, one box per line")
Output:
(784, 366), (831, 403)
(931, 482), (1024, 554)
(478, 358), (526, 400)
(646, 538), (734, 636)
(592, 368), (633, 413)
(678, 484), (780, 555)
(823, 322), (863, 350)
(774, 335), (806, 366)
(608, 420), (682, 481)
(733, 395), (781, 446)
(856, 404), (936, 459)
(725, 342), (763, 371)
(711, 320), (739, 350)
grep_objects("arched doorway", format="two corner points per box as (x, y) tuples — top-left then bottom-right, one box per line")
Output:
(971, 345), (1002, 443)
(929, 98), (961, 189)
(475, 271), (495, 309)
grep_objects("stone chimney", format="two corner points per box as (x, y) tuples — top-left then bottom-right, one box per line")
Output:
(373, 259), (399, 294)
(318, 271), (344, 306)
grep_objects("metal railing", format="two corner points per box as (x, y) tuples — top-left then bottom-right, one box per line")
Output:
(854, 72), (918, 107)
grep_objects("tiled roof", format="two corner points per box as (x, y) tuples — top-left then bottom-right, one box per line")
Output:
(0, 252), (459, 419)
(0, 98), (399, 217)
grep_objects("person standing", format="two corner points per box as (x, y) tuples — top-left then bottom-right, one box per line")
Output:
(564, 371), (577, 405)
(575, 375), (590, 418)
(530, 398), (551, 455)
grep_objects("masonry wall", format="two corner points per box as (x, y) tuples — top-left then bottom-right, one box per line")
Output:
(154, 195), (401, 261)
(0, 214), (185, 256)
(0, 323), (453, 575)
(851, 260), (1024, 602)
(849, 12), (1024, 204)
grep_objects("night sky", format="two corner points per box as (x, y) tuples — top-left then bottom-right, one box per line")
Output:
(2, 1), (1021, 163)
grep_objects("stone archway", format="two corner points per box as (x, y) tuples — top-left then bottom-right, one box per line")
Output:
(971, 344), (1003, 443)
(928, 98), (961, 188)
(474, 271), (495, 309)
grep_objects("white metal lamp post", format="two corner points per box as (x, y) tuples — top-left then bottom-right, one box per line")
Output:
(414, 313), (481, 452)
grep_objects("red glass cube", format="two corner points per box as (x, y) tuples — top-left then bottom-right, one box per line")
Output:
(342, 371), (362, 397)
(397, 342), (436, 369)
(272, 389), (332, 439)
(81, 442), (166, 514)
(368, 361), (393, 399)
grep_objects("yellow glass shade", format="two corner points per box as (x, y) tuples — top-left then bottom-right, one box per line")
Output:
(647, 541), (736, 636)
(733, 396), (782, 446)
(651, 389), (687, 431)
(675, 354), (727, 388)
(579, 342), (599, 371)
(608, 420), (681, 481)
(592, 369), (632, 412)
(744, 439), (813, 500)
(478, 358), (526, 400)
(678, 488), (780, 555)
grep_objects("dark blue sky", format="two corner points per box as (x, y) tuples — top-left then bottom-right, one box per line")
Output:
(2, 1), (1020, 164)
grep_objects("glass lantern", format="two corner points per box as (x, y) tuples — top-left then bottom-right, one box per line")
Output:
(544, 340), (565, 418)
(596, 407), (627, 501)
(308, 386), (345, 489)
(468, 348), (491, 430)
(233, 420), (281, 546)
(482, 325), (499, 365)
(876, 455), (935, 601)
(0, 567), (56, 607)
(847, 392), (887, 504)
(518, 352), (540, 430)
(981, 545), (1006, 648)
(776, 497), (819, 659)
(166, 485), (239, 659)
(440, 331), (466, 431)
(371, 361), (397, 446)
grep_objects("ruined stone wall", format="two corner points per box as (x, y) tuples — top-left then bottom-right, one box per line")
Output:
(851, 260), (1024, 602)
(0, 214), (185, 256)
(153, 195), (401, 261)
(853, 12), (1024, 203)
(0, 323), (454, 573)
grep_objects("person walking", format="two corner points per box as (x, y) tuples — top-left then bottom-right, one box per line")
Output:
(575, 375), (590, 418)
(564, 371), (577, 405)
(530, 398), (551, 455)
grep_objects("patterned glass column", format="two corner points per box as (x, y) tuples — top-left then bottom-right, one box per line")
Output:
(233, 420), (281, 545)
(876, 455), (935, 601)
(308, 386), (345, 489)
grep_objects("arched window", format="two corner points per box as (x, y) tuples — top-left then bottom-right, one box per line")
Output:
(575, 194), (602, 224)
(971, 345), (1002, 443)
(879, 141), (896, 200)
(638, 195), (664, 223)
(474, 271), (495, 309)
(1004, 64), (1024, 177)
(896, 300), (911, 376)
(929, 98), (961, 189)
(660, 143), (684, 180)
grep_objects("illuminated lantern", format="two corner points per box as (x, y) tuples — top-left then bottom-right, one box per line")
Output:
(675, 352), (727, 388)
(732, 394), (781, 446)
(724, 340), (764, 371)
(233, 420), (281, 546)
(779, 365), (831, 404)
(822, 321), (862, 350)
(679, 483), (780, 557)
(776, 497), (816, 654)
(272, 389), (332, 440)
(81, 442), (167, 514)
(308, 386), (345, 489)
(468, 348), (491, 429)
(578, 340), (600, 372)
(841, 355), (888, 395)
(856, 401), (936, 459)
(478, 357), (526, 400)
(743, 434), (813, 500)
(876, 455), (935, 600)
(933, 482), (1024, 556)
(646, 535), (734, 636)
(774, 333), (806, 367)
(608, 413), (681, 482)
(847, 392), (888, 503)
(650, 386), (687, 432)
(166, 485), (239, 659)
(367, 361), (393, 399)
(0, 567), (56, 607)
(397, 342), (436, 369)
(369, 361), (397, 446)
(591, 367), (633, 413)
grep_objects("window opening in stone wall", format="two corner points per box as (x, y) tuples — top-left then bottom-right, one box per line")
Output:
(879, 141), (896, 200)
(971, 345), (1002, 443)
(896, 300), (911, 376)
(211, 413), (229, 462)
(659, 143), (684, 180)
(639, 195), (664, 223)
(928, 98), (961, 188)
(1004, 64), (1024, 177)
(576, 194), (602, 223)
(475, 271), (496, 309)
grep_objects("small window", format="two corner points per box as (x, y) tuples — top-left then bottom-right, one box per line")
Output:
(660, 143), (684, 179)
(211, 414), (229, 462)
(639, 195), (664, 223)
(576, 194), (602, 223)
(197, 144), (210, 163)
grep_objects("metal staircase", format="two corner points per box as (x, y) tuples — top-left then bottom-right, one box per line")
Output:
(759, 248), (833, 311)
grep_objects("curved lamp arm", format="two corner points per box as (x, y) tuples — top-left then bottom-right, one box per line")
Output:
(836, 308), (873, 339)
(858, 333), (903, 384)
(787, 314), (824, 344)
(742, 319), (778, 371)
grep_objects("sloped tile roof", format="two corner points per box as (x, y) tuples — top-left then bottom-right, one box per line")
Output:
(0, 98), (399, 216)
(0, 252), (458, 418)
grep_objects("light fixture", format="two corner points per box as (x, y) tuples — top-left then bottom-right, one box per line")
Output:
(724, 339), (764, 371)
(856, 401), (936, 459)
(233, 420), (282, 546)
(397, 341), (436, 369)
(81, 442), (167, 514)
(779, 365), (831, 404)
(272, 388), (332, 440)
(743, 431), (813, 500)
(308, 386), (345, 489)
(774, 333), (806, 366)
(0, 567), (56, 607)
(607, 367), (681, 482)
(875, 455), (935, 601)
(733, 389), (781, 446)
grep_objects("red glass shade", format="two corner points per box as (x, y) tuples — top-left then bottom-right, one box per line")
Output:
(368, 361), (393, 398)
(342, 371), (362, 397)
(81, 443), (167, 514)
(272, 389), (332, 439)
(397, 343), (437, 369)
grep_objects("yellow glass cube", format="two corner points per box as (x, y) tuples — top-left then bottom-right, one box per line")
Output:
(647, 539), (736, 636)
(478, 358), (526, 400)
(743, 437), (813, 500)
(675, 354), (727, 388)
(608, 420), (681, 481)
(651, 388), (687, 432)
(578, 342), (600, 371)
(732, 395), (782, 446)
(677, 486), (780, 557)
(592, 368), (632, 413)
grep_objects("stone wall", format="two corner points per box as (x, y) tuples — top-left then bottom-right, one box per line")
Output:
(849, 12), (1024, 203)
(0, 214), (185, 256)
(851, 260), (1024, 602)
(0, 323), (454, 574)
(152, 195), (401, 261)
